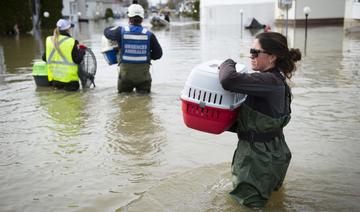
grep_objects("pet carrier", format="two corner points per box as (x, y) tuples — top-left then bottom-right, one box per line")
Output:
(181, 60), (247, 134)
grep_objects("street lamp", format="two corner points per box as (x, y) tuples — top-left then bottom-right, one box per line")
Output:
(303, 6), (311, 55)
(303, 7), (311, 16)
(43, 11), (49, 18)
(95, 11), (100, 21)
(77, 12), (82, 23)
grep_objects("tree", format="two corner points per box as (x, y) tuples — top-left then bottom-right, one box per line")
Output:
(105, 8), (114, 19)
(192, 0), (200, 20)
(40, 0), (63, 29)
(167, 0), (182, 10)
(125, 0), (148, 10)
(137, 0), (149, 10)
(0, 0), (32, 35)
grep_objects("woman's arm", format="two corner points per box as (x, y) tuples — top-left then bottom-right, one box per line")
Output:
(219, 59), (282, 97)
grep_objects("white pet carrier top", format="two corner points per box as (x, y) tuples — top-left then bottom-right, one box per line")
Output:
(181, 60), (247, 110)
(101, 35), (118, 53)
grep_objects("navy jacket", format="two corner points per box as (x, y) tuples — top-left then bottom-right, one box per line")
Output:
(104, 25), (163, 61)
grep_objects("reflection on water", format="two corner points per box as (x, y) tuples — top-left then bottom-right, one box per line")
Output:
(1, 20), (360, 211)
(106, 94), (164, 158)
(0, 33), (43, 73)
(35, 89), (89, 156)
(36, 90), (84, 136)
(105, 94), (165, 184)
(0, 47), (5, 74)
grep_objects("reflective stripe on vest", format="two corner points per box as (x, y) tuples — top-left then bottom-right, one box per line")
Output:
(46, 35), (79, 83)
(120, 25), (151, 64)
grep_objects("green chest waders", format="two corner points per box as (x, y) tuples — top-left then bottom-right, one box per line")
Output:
(230, 104), (292, 208)
(118, 63), (151, 93)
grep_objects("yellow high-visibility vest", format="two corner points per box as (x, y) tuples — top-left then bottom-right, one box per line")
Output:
(46, 35), (79, 83)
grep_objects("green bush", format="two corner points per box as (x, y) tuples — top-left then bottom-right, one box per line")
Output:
(192, 0), (200, 20)
(105, 8), (114, 19)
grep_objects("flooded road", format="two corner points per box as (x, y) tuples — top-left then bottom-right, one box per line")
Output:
(1, 19), (360, 211)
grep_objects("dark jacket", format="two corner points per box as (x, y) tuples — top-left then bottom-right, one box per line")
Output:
(104, 25), (163, 61)
(219, 59), (290, 119)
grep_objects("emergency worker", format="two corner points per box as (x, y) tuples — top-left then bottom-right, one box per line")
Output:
(103, 3), (163, 93)
(42, 19), (85, 91)
(219, 32), (302, 208)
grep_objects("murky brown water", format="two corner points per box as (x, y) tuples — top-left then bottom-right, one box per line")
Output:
(1, 19), (360, 211)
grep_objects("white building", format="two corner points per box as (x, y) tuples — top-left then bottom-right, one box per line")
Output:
(344, 0), (360, 32)
(62, 0), (125, 22)
(200, 0), (275, 26)
(201, 0), (347, 26)
(275, 0), (345, 25)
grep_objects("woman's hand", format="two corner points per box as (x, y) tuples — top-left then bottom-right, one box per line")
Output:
(219, 59), (236, 70)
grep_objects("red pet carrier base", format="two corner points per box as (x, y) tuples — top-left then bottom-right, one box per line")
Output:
(181, 99), (240, 134)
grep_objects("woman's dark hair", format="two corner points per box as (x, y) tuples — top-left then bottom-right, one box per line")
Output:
(256, 32), (301, 79)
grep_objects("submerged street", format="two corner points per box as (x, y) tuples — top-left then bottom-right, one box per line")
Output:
(0, 18), (360, 211)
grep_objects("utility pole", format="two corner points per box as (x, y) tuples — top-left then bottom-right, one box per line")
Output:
(281, 0), (292, 39)
(303, 6), (311, 56)
(31, 0), (41, 31)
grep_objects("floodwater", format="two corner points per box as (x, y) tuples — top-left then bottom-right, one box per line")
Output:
(1, 18), (360, 211)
